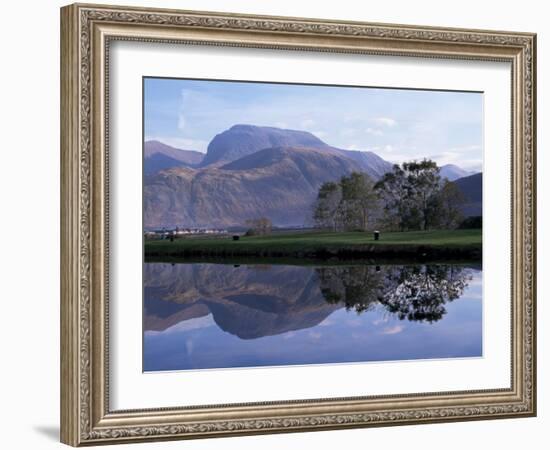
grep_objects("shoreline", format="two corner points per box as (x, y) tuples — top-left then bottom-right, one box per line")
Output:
(144, 230), (482, 262)
(145, 244), (481, 262)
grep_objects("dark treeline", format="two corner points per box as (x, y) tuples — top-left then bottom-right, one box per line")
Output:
(312, 159), (467, 232)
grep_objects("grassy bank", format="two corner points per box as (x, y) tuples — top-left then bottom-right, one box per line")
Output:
(145, 229), (482, 261)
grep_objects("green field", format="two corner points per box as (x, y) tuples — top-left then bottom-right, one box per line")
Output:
(145, 229), (482, 261)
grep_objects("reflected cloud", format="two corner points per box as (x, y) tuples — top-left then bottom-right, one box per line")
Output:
(381, 325), (404, 335)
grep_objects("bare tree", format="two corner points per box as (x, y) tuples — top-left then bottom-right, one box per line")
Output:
(245, 217), (273, 236)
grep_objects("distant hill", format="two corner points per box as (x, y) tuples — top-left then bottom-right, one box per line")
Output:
(453, 172), (482, 217)
(144, 146), (368, 228)
(144, 140), (204, 174)
(440, 164), (473, 181)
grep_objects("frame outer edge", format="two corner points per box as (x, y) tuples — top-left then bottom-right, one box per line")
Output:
(528, 33), (536, 416)
(61, 2), (537, 445)
(61, 4), (81, 447)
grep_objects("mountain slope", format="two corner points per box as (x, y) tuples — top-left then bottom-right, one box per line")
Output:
(440, 164), (473, 181)
(144, 146), (367, 228)
(144, 140), (204, 174)
(453, 172), (482, 216)
(338, 149), (392, 178)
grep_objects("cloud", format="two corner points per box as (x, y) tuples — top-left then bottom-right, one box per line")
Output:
(346, 318), (363, 328)
(145, 135), (209, 153)
(369, 145), (400, 156)
(185, 338), (194, 355)
(429, 146), (482, 171)
(318, 318), (333, 327)
(341, 128), (357, 137)
(372, 117), (397, 127)
(365, 127), (384, 136)
(311, 130), (327, 138)
(372, 317), (389, 326)
(308, 331), (323, 340)
(177, 113), (186, 130)
(301, 118), (316, 129)
(177, 89), (192, 130)
(145, 314), (215, 336)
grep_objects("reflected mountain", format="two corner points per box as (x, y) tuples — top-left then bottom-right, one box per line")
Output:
(145, 263), (474, 340)
(144, 264), (340, 339)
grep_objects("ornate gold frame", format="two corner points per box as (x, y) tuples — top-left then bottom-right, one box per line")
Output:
(60, 3), (537, 446)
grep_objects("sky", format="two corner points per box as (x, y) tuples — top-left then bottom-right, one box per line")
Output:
(144, 77), (483, 171)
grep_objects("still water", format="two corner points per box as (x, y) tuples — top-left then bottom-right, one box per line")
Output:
(143, 262), (482, 371)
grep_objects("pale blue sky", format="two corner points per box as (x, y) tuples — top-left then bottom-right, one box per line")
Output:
(144, 77), (483, 171)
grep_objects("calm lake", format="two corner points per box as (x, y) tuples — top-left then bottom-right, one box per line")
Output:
(143, 262), (482, 371)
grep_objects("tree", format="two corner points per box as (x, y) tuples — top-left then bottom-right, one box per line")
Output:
(339, 172), (379, 231)
(373, 164), (408, 231)
(375, 159), (442, 231)
(245, 217), (272, 236)
(312, 181), (342, 230)
(313, 172), (379, 231)
(427, 180), (466, 229)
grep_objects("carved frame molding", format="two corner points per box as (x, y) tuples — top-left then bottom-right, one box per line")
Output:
(60, 3), (536, 446)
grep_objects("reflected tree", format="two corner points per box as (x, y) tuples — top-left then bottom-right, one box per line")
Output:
(380, 265), (472, 322)
(316, 265), (472, 322)
(317, 266), (384, 313)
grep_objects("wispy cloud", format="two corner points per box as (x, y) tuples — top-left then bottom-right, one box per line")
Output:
(308, 331), (323, 340)
(372, 117), (397, 127)
(177, 114), (186, 130)
(311, 130), (328, 139)
(301, 118), (316, 130)
(365, 127), (384, 136)
(145, 135), (210, 153)
(429, 146), (483, 171)
(145, 314), (215, 336)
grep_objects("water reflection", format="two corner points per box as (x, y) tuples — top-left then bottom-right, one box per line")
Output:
(318, 265), (472, 322)
(144, 262), (482, 371)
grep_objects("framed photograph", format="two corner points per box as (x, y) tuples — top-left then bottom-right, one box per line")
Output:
(60, 3), (537, 446)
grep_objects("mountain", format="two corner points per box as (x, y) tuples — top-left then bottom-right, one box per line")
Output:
(200, 124), (330, 166)
(144, 125), (395, 228)
(144, 140), (204, 174)
(453, 172), (482, 216)
(200, 124), (393, 177)
(440, 164), (473, 181)
(144, 146), (366, 228)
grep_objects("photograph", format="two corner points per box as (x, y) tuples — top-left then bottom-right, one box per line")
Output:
(142, 78), (484, 372)
(55, 2), (537, 446)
